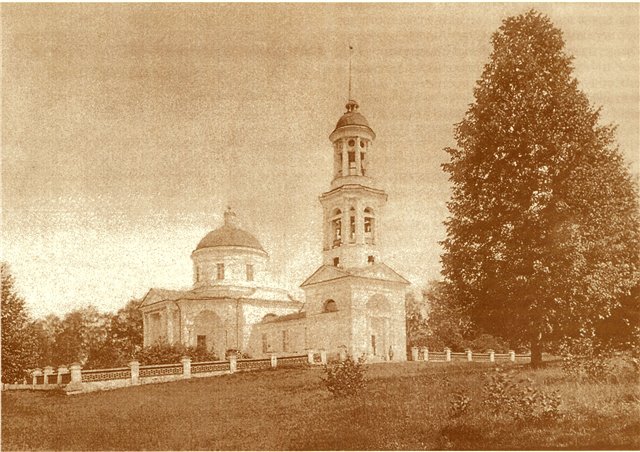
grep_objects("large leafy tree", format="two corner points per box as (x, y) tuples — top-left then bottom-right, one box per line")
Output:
(442, 10), (640, 365)
(50, 306), (110, 366)
(1, 263), (39, 383)
(86, 299), (143, 368)
(406, 291), (429, 349)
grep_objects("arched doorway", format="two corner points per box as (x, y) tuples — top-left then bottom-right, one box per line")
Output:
(192, 310), (225, 360)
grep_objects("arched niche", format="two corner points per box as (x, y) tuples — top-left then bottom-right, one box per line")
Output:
(192, 310), (225, 358)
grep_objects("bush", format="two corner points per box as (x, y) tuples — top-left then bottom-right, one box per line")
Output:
(449, 388), (471, 418)
(322, 355), (366, 397)
(135, 341), (219, 365)
(467, 334), (510, 353)
(225, 349), (251, 360)
(559, 337), (613, 382)
(483, 367), (562, 423)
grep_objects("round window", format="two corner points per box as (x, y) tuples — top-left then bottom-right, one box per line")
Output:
(348, 139), (355, 147)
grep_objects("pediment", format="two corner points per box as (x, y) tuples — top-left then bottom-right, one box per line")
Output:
(300, 265), (350, 287)
(350, 263), (410, 285)
(300, 263), (410, 288)
(140, 288), (189, 307)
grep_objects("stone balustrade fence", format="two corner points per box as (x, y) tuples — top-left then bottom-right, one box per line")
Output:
(410, 347), (529, 363)
(3, 350), (329, 395)
(3, 347), (529, 395)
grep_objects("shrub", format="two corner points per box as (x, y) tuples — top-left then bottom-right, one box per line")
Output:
(225, 349), (251, 360)
(467, 333), (510, 353)
(559, 337), (613, 382)
(483, 367), (562, 423)
(322, 355), (366, 397)
(449, 388), (471, 418)
(135, 341), (219, 365)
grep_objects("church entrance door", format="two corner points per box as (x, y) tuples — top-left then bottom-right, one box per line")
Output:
(369, 317), (386, 359)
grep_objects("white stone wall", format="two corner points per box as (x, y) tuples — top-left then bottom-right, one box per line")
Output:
(250, 312), (351, 360)
(240, 301), (302, 355)
(301, 277), (408, 361)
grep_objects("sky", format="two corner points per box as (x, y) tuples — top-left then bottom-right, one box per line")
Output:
(2, 3), (638, 318)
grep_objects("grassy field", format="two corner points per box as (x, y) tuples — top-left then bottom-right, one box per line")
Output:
(2, 360), (639, 450)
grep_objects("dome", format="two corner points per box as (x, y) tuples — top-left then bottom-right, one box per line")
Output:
(196, 226), (264, 252)
(195, 209), (265, 252)
(335, 111), (371, 129)
(332, 99), (374, 134)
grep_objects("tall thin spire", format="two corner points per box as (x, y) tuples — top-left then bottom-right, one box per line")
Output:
(348, 44), (353, 100)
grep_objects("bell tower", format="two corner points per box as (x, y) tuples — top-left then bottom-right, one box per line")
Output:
(320, 99), (388, 269)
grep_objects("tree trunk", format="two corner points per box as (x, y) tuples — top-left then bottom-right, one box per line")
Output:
(530, 333), (543, 367)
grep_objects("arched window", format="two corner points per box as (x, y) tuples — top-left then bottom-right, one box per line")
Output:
(324, 299), (338, 313)
(359, 139), (367, 175)
(364, 207), (375, 244)
(349, 207), (356, 243)
(348, 141), (356, 174)
(331, 209), (342, 248)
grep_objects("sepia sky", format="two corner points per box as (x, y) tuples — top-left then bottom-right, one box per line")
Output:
(2, 3), (639, 318)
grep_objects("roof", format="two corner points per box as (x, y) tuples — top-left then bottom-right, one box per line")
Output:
(262, 311), (307, 324)
(140, 286), (300, 308)
(332, 99), (374, 135)
(335, 111), (371, 129)
(196, 225), (265, 252)
(195, 208), (265, 252)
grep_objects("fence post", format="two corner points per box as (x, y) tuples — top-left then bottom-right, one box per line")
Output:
(306, 349), (314, 365)
(411, 347), (419, 361)
(32, 368), (42, 386)
(466, 349), (473, 362)
(320, 349), (327, 365)
(57, 366), (68, 385)
(445, 348), (451, 362)
(270, 353), (278, 368)
(509, 350), (515, 362)
(488, 349), (495, 363)
(181, 356), (191, 379)
(65, 363), (83, 394)
(129, 360), (140, 385)
(422, 347), (429, 362)
(229, 354), (237, 374)
(43, 366), (54, 386)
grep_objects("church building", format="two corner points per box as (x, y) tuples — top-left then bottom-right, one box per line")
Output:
(140, 98), (409, 361)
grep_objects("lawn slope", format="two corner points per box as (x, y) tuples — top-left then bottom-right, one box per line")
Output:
(2, 362), (638, 450)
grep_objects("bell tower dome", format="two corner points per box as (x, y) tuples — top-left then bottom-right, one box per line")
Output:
(320, 99), (388, 269)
